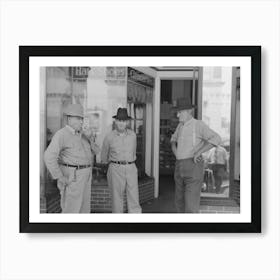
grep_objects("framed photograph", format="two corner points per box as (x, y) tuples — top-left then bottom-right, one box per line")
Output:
(20, 46), (261, 233)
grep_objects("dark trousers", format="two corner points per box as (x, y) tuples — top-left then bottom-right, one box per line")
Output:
(174, 158), (204, 213)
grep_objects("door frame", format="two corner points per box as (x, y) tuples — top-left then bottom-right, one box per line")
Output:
(153, 69), (202, 198)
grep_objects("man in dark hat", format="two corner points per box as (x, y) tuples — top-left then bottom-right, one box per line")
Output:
(44, 104), (100, 213)
(101, 108), (141, 213)
(171, 98), (221, 213)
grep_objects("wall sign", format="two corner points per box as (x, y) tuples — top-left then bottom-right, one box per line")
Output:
(128, 67), (154, 88)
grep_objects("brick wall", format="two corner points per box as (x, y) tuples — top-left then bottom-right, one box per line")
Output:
(45, 177), (155, 213)
(44, 177), (240, 214)
(46, 191), (61, 213)
(91, 184), (111, 213)
(139, 178), (155, 204)
(200, 197), (240, 213)
(199, 205), (240, 213)
(40, 197), (47, 213)
(92, 177), (155, 213)
(230, 180), (240, 205)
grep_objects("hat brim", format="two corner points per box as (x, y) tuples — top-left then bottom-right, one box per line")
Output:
(113, 115), (133, 120)
(65, 113), (84, 118)
(175, 105), (197, 111)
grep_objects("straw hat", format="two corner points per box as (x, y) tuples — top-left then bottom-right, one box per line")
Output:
(64, 104), (84, 118)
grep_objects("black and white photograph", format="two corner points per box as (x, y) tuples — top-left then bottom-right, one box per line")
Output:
(20, 46), (260, 232)
(4, 0), (280, 279)
(42, 66), (239, 214)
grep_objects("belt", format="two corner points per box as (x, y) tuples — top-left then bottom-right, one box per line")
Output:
(110, 160), (135, 165)
(60, 163), (91, 169)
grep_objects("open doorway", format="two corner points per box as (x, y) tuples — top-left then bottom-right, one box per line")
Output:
(158, 79), (198, 210)
(158, 68), (234, 202)
(143, 66), (239, 213)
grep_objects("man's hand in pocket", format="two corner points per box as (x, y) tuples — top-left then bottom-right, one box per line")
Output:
(58, 176), (69, 185)
(57, 176), (69, 191)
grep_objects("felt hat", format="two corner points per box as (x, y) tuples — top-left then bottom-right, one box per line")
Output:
(175, 98), (196, 111)
(113, 108), (132, 120)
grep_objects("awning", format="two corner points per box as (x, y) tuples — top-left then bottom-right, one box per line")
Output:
(127, 81), (153, 104)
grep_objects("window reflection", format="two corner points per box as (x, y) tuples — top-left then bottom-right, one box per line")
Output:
(44, 67), (154, 191)
(86, 67), (127, 163)
(202, 67), (232, 197)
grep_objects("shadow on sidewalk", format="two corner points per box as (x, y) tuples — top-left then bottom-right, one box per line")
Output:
(142, 175), (176, 213)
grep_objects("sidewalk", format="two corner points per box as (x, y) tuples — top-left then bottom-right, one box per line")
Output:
(142, 176), (175, 213)
(142, 176), (239, 213)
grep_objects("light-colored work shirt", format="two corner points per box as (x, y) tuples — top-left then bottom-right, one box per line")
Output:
(170, 118), (221, 160)
(208, 146), (228, 165)
(101, 129), (136, 163)
(44, 125), (94, 179)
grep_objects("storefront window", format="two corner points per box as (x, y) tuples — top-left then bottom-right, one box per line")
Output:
(127, 68), (154, 177)
(43, 67), (154, 194)
(45, 67), (88, 195)
(86, 67), (127, 163)
(202, 67), (232, 197)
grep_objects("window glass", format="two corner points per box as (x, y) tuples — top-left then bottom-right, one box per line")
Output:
(202, 67), (232, 197)
(86, 67), (127, 163)
(44, 67), (154, 188)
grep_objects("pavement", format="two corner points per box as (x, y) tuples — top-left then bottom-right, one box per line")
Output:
(142, 176), (230, 213)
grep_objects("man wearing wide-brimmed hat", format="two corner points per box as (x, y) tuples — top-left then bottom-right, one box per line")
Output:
(171, 98), (221, 213)
(101, 108), (141, 213)
(44, 103), (100, 213)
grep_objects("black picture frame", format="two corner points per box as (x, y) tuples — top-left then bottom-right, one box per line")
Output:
(20, 46), (261, 233)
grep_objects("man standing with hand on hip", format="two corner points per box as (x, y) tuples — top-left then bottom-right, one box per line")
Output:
(101, 108), (141, 213)
(44, 104), (100, 213)
(171, 98), (221, 213)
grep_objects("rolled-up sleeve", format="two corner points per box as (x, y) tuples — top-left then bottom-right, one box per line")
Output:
(199, 121), (221, 146)
(44, 131), (64, 179)
(101, 134), (110, 163)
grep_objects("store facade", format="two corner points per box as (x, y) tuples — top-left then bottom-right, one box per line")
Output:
(40, 66), (240, 213)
